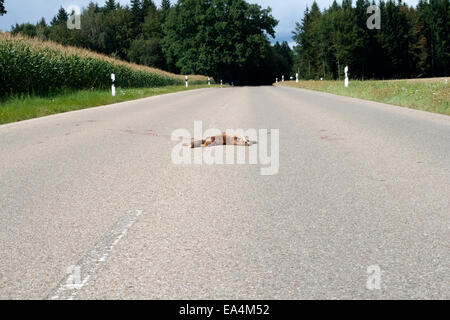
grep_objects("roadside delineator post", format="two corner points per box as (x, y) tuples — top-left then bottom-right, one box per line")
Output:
(276, 78), (278, 83)
(185, 76), (189, 88)
(282, 75), (285, 82)
(111, 73), (116, 97)
(344, 66), (349, 87)
(296, 73), (299, 83)
(220, 80), (223, 87)
(208, 77), (211, 86)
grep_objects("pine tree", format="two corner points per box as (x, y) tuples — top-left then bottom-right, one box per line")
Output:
(375, 0), (417, 78)
(318, 3), (338, 78)
(36, 18), (49, 40)
(142, 0), (156, 15)
(48, 8), (71, 46)
(51, 7), (69, 26)
(342, 0), (353, 9)
(293, 2), (323, 79)
(160, 0), (172, 23)
(11, 23), (37, 37)
(272, 42), (294, 77)
(161, 0), (171, 11)
(353, 0), (370, 79)
(404, 5), (428, 77)
(418, 0), (449, 77)
(130, 0), (144, 35)
(0, 0), (6, 15)
(104, 0), (116, 12)
(131, 0), (142, 21)
(142, 2), (162, 38)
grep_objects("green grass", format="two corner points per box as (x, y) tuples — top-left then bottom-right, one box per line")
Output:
(277, 79), (450, 116)
(0, 84), (216, 125)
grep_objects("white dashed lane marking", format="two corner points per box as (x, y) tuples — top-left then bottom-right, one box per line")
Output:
(48, 210), (143, 300)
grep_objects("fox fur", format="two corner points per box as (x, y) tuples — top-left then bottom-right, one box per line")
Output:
(183, 133), (250, 148)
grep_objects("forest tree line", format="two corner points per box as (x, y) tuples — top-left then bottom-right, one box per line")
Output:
(9, 0), (292, 85)
(293, 0), (449, 80)
(6, 0), (450, 83)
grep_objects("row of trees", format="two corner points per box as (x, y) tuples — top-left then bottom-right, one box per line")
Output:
(292, 0), (449, 80)
(162, 0), (295, 84)
(10, 0), (293, 85)
(7, 0), (448, 83)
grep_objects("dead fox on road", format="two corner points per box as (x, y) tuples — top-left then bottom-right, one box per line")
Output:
(183, 133), (250, 148)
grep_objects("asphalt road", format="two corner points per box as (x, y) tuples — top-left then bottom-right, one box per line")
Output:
(0, 86), (448, 299)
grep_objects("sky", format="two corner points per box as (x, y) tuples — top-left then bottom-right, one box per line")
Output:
(0, 0), (420, 46)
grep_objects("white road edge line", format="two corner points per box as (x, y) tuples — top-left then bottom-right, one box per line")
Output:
(47, 209), (144, 300)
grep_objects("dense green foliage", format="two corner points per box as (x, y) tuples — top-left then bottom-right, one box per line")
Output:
(293, 0), (449, 80)
(0, 0), (5, 16)
(162, 0), (279, 85)
(10, 0), (292, 85)
(7, 0), (449, 85)
(0, 35), (183, 98)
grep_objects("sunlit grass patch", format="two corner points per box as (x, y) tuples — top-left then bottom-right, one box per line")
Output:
(278, 79), (450, 116)
(0, 85), (215, 125)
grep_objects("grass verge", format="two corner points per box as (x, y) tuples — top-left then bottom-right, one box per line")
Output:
(0, 85), (216, 125)
(277, 79), (449, 116)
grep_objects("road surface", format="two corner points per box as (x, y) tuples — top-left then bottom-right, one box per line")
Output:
(0, 86), (449, 299)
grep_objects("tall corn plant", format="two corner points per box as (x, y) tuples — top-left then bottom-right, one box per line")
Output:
(0, 35), (186, 98)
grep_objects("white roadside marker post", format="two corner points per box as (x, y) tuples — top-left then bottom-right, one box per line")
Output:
(345, 66), (349, 86)
(276, 78), (278, 83)
(282, 75), (285, 82)
(208, 77), (211, 86)
(221, 80), (223, 87)
(111, 73), (116, 97)
(185, 75), (189, 88)
(296, 73), (299, 83)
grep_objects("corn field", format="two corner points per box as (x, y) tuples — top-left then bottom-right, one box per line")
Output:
(0, 34), (207, 98)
